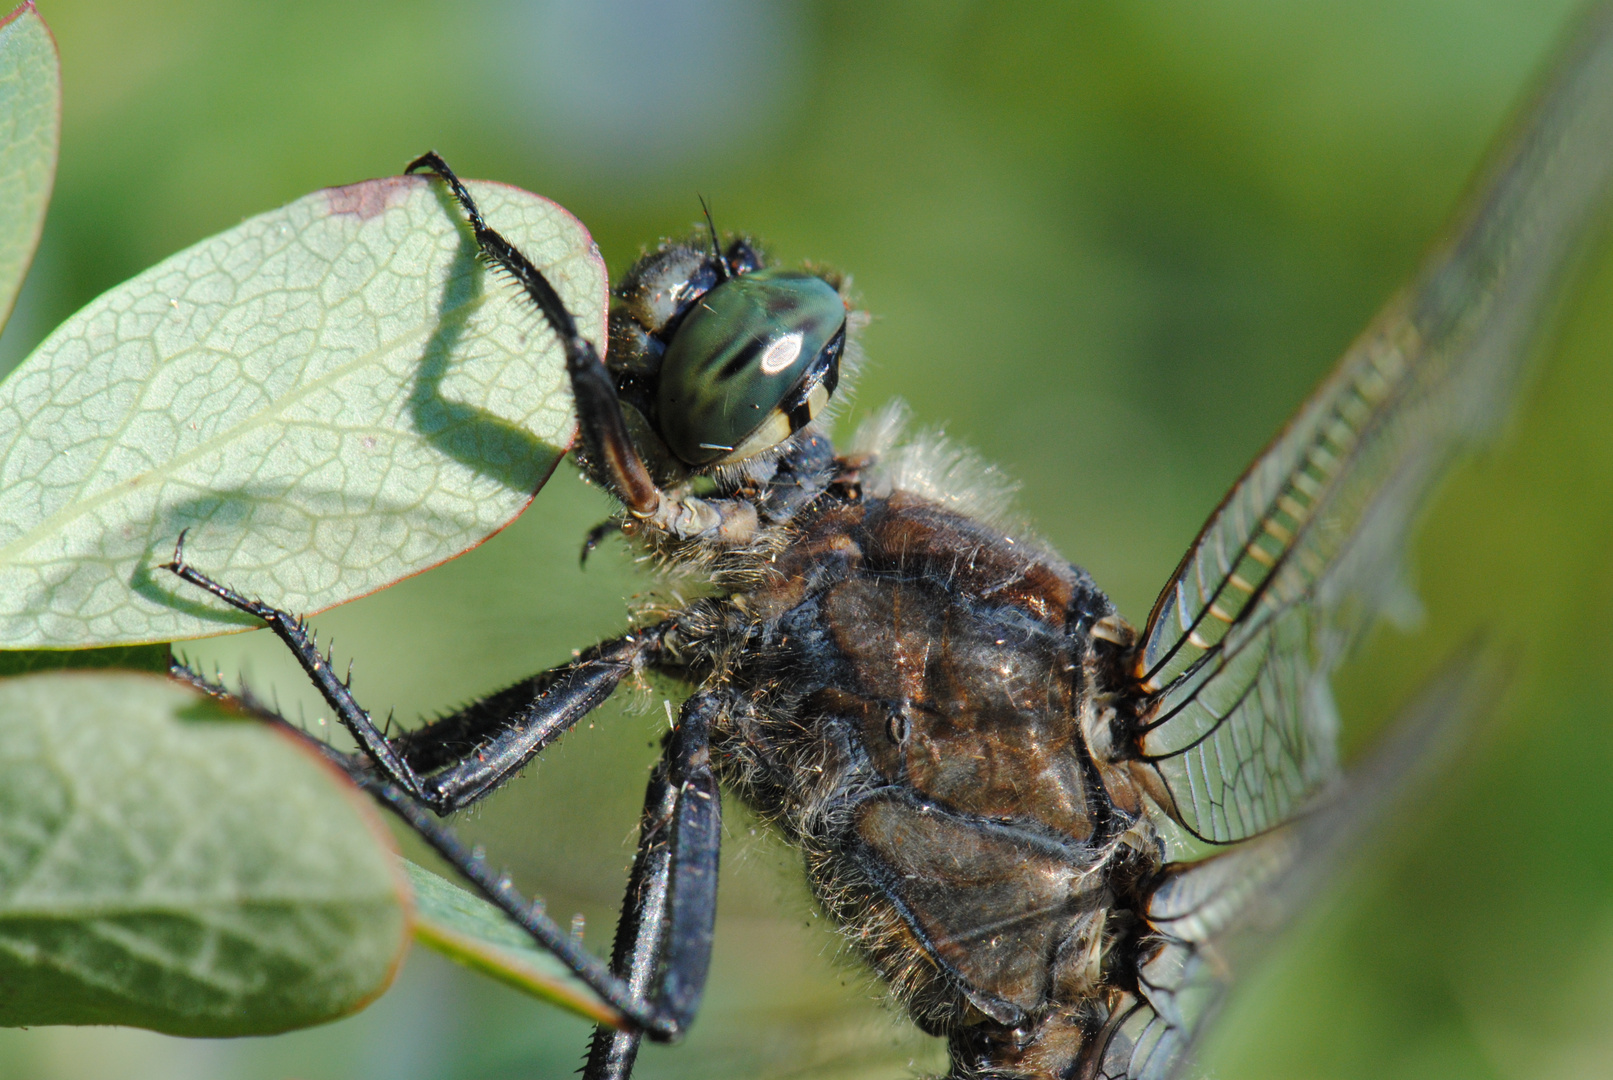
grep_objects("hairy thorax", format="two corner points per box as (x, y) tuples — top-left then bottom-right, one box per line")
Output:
(696, 487), (1162, 1053)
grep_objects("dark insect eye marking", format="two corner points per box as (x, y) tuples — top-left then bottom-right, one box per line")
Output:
(716, 336), (766, 382)
(781, 325), (846, 434)
(820, 327), (846, 395)
(786, 399), (814, 432)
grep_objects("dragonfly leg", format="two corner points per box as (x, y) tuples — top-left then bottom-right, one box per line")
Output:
(166, 653), (685, 1037)
(404, 151), (660, 515)
(161, 536), (716, 1038)
(404, 152), (766, 547)
(162, 531), (672, 814)
(585, 691), (725, 1078)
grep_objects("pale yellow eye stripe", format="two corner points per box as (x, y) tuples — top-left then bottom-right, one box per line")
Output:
(804, 381), (831, 418)
(720, 410), (794, 464)
(713, 382), (831, 465)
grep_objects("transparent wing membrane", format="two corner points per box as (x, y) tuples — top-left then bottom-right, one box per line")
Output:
(1084, 997), (1184, 1080)
(1088, 647), (1499, 1079)
(1129, 4), (1613, 844)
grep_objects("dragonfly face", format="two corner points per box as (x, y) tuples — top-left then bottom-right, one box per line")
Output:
(162, 5), (1613, 1079)
(607, 239), (849, 475)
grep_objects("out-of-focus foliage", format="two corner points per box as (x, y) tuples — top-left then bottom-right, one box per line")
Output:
(0, 671), (410, 1035)
(2, 2), (1610, 1079)
(0, 2), (56, 328)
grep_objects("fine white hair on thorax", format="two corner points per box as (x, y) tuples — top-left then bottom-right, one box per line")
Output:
(850, 399), (1022, 526)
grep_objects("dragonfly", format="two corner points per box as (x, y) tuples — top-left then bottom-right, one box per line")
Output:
(163, 3), (1613, 1077)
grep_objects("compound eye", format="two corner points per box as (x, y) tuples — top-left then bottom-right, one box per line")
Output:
(655, 268), (847, 466)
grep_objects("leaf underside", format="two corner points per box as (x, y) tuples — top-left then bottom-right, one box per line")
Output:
(0, 176), (606, 648)
(404, 859), (620, 1027)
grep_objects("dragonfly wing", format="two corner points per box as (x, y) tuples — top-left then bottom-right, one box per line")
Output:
(1084, 647), (1501, 1079)
(1127, 2), (1613, 843)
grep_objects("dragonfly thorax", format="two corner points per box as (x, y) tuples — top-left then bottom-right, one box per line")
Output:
(686, 476), (1162, 1051)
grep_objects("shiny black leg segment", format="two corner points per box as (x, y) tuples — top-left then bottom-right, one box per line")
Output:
(583, 693), (725, 1079)
(348, 768), (677, 1033)
(163, 532), (669, 815)
(585, 760), (676, 1080)
(390, 624), (671, 810)
(404, 151), (662, 517)
(164, 542), (720, 1046)
(659, 693), (723, 1028)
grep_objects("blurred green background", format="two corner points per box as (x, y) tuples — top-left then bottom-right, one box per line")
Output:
(3, 1), (1612, 1077)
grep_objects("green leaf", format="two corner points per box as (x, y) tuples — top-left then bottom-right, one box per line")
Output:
(0, 2), (58, 333)
(0, 176), (605, 647)
(404, 859), (621, 1028)
(0, 671), (410, 1034)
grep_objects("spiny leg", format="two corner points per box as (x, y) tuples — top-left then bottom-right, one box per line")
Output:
(388, 623), (673, 810)
(404, 151), (660, 518)
(584, 692), (725, 1079)
(161, 539), (712, 1036)
(166, 656), (677, 1035)
(580, 518), (622, 566)
(163, 531), (422, 795)
(404, 152), (765, 545)
(163, 531), (671, 814)
(585, 758), (676, 1080)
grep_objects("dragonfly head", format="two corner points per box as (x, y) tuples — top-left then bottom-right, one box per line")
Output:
(609, 238), (850, 474)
